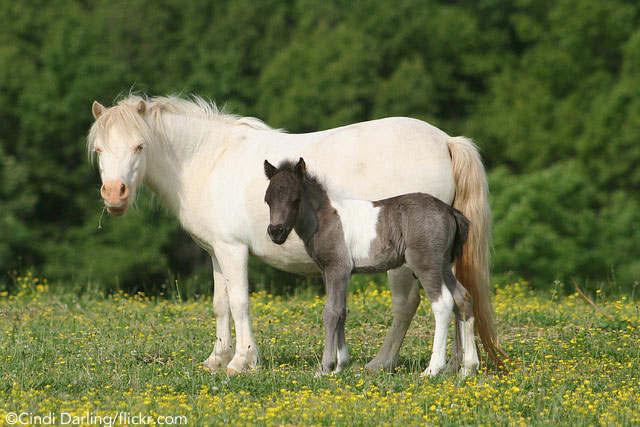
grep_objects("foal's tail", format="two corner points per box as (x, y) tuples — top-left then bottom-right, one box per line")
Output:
(450, 208), (470, 264)
(447, 136), (508, 368)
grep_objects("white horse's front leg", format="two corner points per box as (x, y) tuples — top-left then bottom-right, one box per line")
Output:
(203, 257), (234, 372)
(214, 243), (259, 374)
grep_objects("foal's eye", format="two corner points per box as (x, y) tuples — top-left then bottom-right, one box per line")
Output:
(134, 144), (144, 153)
(94, 147), (102, 154)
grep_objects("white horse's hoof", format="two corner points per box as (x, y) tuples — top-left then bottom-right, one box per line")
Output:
(365, 358), (395, 372)
(203, 344), (234, 372)
(225, 353), (259, 374)
(202, 357), (226, 372)
(460, 362), (478, 378)
(225, 360), (247, 374)
(459, 368), (474, 378)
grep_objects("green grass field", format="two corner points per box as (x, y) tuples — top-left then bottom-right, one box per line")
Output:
(1, 273), (639, 426)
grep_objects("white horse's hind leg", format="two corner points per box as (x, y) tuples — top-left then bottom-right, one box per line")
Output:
(214, 243), (259, 374)
(203, 259), (234, 371)
(365, 266), (420, 371)
(447, 265), (462, 372)
(451, 279), (479, 376)
(422, 283), (453, 377)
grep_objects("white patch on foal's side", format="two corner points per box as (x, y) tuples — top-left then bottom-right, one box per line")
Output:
(330, 199), (380, 261)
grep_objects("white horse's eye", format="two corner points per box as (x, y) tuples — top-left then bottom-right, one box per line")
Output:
(94, 147), (103, 154)
(134, 144), (144, 153)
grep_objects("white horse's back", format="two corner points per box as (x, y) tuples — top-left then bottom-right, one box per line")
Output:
(263, 117), (454, 201)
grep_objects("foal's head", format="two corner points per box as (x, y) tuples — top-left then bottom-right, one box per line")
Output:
(264, 158), (307, 244)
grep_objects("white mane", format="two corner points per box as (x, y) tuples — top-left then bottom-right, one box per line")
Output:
(146, 95), (274, 132)
(87, 94), (276, 158)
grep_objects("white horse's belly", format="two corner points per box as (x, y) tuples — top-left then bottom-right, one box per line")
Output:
(252, 237), (321, 276)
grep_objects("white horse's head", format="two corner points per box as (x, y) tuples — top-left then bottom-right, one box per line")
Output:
(88, 97), (150, 216)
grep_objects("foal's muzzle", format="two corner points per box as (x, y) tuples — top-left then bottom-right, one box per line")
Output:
(268, 224), (288, 245)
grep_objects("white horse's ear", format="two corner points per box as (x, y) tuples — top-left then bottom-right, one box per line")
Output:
(264, 160), (277, 179)
(295, 157), (306, 177)
(92, 101), (105, 119)
(137, 100), (146, 115)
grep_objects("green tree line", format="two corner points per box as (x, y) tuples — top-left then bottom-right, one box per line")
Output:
(1, 0), (638, 293)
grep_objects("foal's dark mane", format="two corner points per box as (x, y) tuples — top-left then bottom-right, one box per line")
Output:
(275, 160), (330, 208)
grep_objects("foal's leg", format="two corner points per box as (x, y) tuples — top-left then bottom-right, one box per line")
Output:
(423, 281), (454, 377)
(335, 316), (349, 373)
(203, 257), (234, 372)
(214, 243), (259, 374)
(319, 268), (350, 374)
(365, 266), (421, 371)
(406, 250), (453, 377)
(449, 276), (479, 376)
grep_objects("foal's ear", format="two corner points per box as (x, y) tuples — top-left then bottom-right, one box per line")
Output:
(137, 100), (146, 115)
(295, 157), (306, 178)
(92, 101), (105, 119)
(264, 160), (278, 179)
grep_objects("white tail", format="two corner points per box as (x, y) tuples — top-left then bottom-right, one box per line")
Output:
(447, 136), (507, 367)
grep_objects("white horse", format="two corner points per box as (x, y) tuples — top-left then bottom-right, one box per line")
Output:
(88, 95), (503, 374)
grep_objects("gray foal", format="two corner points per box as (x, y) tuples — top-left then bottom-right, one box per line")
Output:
(264, 158), (479, 376)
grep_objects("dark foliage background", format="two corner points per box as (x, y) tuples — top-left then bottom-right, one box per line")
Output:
(1, 0), (639, 294)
